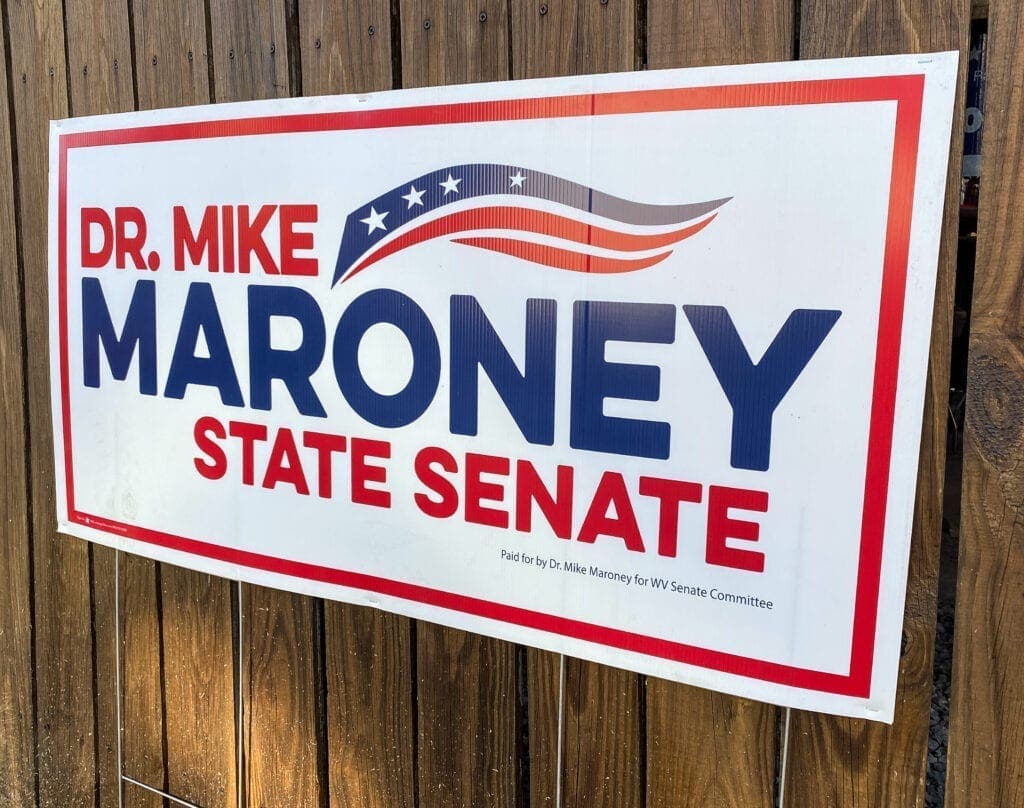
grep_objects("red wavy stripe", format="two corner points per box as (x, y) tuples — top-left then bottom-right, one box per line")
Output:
(452, 237), (672, 274)
(343, 206), (715, 281)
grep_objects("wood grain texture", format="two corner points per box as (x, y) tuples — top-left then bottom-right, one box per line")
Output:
(511, 0), (637, 77)
(399, 0), (510, 88)
(298, 0), (394, 93)
(947, 1), (1024, 805)
(526, 648), (561, 806)
(562, 659), (642, 808)
(642, 4), (790, 805)
(208, 0), (291, 101)
(64, 0), (134, 115)
(295, 7), (416, 807)
(243, 587), (323, 807)
(785, 1), (968, 806)
(2, 2), (93, 805)
(0, 5), (36, 805)
(62, 6), (136, 804)
(647, 685), (776, 808)
(160, 568), (237, 807)
(647, 0), (793, 68)
(416, 625), (519, 807)
(324, 604), (415, 808)
(132, 0), (211, 110)
(122, 4), (240, 806)
(123, 779), (168, 807)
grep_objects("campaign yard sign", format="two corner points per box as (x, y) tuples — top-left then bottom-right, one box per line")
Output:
(49, 52), (958, 721)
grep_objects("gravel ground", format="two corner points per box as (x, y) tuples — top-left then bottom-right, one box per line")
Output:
(925, 515), (958, 808)
(926, 597), (955, 807)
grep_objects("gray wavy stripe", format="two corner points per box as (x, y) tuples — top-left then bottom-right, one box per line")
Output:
(460, 165), (731, 225)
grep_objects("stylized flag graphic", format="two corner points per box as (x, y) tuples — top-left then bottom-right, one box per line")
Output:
(333, 164), (729, 286)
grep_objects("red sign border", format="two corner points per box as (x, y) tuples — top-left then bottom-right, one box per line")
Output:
(57, 74), (926, 699)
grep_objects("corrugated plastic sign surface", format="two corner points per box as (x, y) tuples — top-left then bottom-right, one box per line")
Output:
(49, 52), (958, 721)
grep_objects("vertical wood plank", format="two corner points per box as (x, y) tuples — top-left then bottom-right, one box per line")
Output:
(0, 4), (36, 805)
(509, 2), (643, 806)
(415, 625), (519, 807)
(526, 648), (561, 806)
(947, 0), (1024, 804)
(296, 4), (417, 806)
(396, 4), (520, 805)
(208, 0), (290, 102)
(399, 0), (509, 88)
(122, 4), (240, 806)
(511, 0), (637, 78)
(785, 1), (968, 806)
(64, 3), (134, 114)
(132, 0), (211, 110)
(159, 568), (237, 807)
(643, 5), (791, 806)
(204, 4), (324, 806)
(2, 3), (92, 806)
(647, 0), (793, 68)
(324, 607), (415, 808)
(62, 6), (136, 805)
(562, 659), (642, 808)
(120, 557), (165, 808)
(242, 587), (322, 807)
(648, 690), (776, 808)
(298, 0), (393, 94)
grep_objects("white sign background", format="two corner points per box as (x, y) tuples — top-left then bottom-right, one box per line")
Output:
(49, 52), (958, 721)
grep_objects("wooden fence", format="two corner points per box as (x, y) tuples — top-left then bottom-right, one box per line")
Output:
(0, 0), (1020, 805)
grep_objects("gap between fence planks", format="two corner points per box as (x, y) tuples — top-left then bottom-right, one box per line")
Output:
(0, 1), (36, 803)
(947, 0), (1024, 804)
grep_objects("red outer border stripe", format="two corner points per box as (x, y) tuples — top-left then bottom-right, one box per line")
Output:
(57, 73), (926, 699)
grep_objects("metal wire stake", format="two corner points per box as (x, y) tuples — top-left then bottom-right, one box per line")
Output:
(555, 653), (566, 808)
(236, 579), (245, 808)
(778, 707), (792, 808)
(115, 549), (124, 808)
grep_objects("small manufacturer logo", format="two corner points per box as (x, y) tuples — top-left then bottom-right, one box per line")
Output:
(333, 164), (729, 285)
